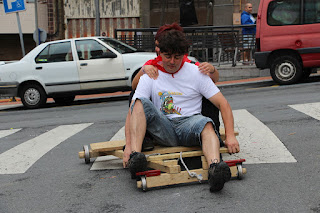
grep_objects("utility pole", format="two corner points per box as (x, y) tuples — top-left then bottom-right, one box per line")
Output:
(34, 0), (39, 45)
(95, 0), (100, 36)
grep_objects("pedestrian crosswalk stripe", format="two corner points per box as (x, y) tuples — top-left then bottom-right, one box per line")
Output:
(289, 102), (320, 121)
(0, 123), (93, 174)
(222, 109), (297, 164)
(0, 128), (21, 139)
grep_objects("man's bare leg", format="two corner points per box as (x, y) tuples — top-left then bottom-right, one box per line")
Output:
(201, 122), (231, 192)
(127, 100), (148, 178)
(201, 122), (221, 166)
(130, 100), (147, 152)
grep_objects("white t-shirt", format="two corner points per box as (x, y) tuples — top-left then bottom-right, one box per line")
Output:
(132, 62), (220, 119)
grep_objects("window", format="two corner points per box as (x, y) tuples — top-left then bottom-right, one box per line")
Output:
(75, 39), (114, 60)
(267, 0), (301, 26)
(304, 0), (320, 24)
(99, 38), (136, 54)
(35, 42), (73, 63)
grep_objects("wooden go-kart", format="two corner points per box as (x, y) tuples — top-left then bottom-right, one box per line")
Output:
(78, 128), (246, 191)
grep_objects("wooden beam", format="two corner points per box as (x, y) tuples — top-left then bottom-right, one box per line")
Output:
(137, 165), (245, 189)
(137, 169), (208, 189)
(146, 148), (228, 161)
(147, 161), (181, 174)
(90, 140), (126, 152)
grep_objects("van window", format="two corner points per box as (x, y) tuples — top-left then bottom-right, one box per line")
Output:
(304, 0), (320, 24)
(35, 42), (73, 63)
(267, 0), (301, 26)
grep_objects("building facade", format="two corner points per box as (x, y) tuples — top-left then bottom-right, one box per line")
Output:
(0, 0), (259, 60)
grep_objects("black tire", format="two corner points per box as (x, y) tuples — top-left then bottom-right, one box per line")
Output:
(53, 95), (75, 105)
(270, 55), (302, 85)
(301, 68), (313, 81)
(20, 84), (47, 109)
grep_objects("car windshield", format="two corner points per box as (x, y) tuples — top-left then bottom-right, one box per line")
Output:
(99, 38), (137, 54)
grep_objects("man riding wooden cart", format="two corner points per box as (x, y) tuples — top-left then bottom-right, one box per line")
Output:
(79, 29), (246, 192)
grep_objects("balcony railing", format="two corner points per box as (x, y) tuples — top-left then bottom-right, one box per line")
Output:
(114, 24), (256, 66)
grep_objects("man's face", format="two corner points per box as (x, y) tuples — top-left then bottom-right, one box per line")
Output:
(160, 52), (184, 73)
(245, 4), (253, 14)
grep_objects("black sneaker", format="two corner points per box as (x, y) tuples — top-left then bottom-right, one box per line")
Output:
(208, 161), (231, 192)
(128, 152), (148, 179)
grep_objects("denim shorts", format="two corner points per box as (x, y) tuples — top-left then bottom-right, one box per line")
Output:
(131, 98), (219, 147)
(243, 34), (255, 49)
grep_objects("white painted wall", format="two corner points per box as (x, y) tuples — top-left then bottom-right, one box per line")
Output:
(0, 2), (48, 34)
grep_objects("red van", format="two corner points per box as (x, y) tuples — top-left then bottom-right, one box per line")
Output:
(255, 0), (320, 84)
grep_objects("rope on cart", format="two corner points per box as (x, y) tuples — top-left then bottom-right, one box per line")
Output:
(179, 152), (203, 183)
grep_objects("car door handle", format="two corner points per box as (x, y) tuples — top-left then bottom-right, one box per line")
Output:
(80, 63), (88, 66)
(35, 66), (42, 70)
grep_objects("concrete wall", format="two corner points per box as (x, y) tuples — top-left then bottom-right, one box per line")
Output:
(0, 2), (48, 34)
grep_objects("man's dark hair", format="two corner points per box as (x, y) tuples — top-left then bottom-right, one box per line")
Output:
(157, 30), (189, 55)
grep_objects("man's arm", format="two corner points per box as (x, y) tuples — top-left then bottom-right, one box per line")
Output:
(208, 92), (240, 154)
(132, 65), (159, 90)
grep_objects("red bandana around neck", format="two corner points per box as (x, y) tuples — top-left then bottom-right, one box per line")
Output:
(151, 55), (186, 78)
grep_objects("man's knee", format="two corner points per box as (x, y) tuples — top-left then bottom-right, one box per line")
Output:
(131, 98), (150, 113)
(201, 122), (216, 137)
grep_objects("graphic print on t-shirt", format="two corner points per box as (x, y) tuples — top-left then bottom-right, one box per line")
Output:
(158, 91), (182, 115)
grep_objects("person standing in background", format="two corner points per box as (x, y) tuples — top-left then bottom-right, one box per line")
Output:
(241, 3), (256, 64)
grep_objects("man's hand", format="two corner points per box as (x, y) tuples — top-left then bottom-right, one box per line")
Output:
(198, 62), (219, 83)
(123, 145), (132, 168)
(225, 135), (240, 154)
(143, 65), (159, 80)
(198, 62), (216, 75)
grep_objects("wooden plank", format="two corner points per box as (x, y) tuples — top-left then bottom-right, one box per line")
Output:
(143, 146), (201, 155)
(163, 159), (178, 166)
(90, 140), (125, 152)
(146, 148), (228, 161)
(137, 165), (242, 189)
(137, 169), (208, 189)
(147, 161), (181, 174)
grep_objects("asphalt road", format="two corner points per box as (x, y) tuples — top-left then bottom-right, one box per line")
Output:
(0, 78), (319, 213)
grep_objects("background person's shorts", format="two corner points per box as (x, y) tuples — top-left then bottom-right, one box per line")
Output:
(243, 34), (255, 49)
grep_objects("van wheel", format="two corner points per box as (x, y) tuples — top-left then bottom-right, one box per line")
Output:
(270, 55), (302, 85)
(20, 84), (47, 109)
(53, 95), (75, 105)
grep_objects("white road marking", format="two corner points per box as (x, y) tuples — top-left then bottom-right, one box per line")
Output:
(0, 129), (21, 139)
(222, 109), (297, 164)
(289, 102), (320, 121)
(90, 126), (125, 170)
(0, 123), (93, 174)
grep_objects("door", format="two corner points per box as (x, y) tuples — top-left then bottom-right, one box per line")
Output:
(75, 39), (127, 90)
(34, 41), (80, 94)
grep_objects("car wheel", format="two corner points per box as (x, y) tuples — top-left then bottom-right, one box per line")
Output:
(53, 95), (75, 105)
(20, 84), (47, 109)
(270, 55), (302, 85)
